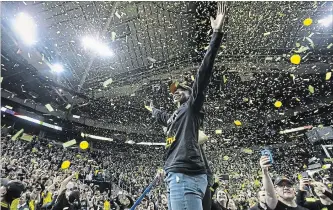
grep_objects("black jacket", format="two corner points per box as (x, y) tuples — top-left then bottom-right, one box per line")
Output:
(152, 32), (223, 175)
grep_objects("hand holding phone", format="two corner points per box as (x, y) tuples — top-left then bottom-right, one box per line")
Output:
(261, 149), (274, 164)
(260, 156), (272, 172)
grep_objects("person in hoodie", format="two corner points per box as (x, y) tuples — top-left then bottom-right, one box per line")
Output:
(144, 2), (227, 209)
(0, 179), (25, 210)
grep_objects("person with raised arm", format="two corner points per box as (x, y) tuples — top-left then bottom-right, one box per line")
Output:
(144, 2), (227, 209)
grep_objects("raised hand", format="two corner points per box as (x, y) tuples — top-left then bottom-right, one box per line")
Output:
(299, 178), (311, 191)
(210, 2), (228, 32)
(260, 156), (272, 173)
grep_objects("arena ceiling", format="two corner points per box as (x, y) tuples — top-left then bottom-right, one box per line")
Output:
(1, 1), (333, 144)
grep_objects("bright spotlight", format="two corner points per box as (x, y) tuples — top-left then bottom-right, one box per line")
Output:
(82, 36), (113, 56)
(319, 15), (333, 27)
(13, 13), (37, 46)
(51, 63), (64, 73)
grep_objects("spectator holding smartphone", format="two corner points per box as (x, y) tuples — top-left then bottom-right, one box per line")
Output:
(296, 178), (333, 210)
(260, 156), (308, 210)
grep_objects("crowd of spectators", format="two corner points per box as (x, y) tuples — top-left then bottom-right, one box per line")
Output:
(1, 132), (332, 210)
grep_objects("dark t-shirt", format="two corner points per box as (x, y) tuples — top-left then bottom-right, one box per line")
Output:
(151, 32), (223, 175)
(275, 200), (309, 210)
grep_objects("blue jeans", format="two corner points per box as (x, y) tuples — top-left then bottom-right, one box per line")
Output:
(165, 172), (208, 210)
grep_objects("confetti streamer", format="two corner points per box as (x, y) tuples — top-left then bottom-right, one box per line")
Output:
(115, 11), (121, 19)
(147, 57), (156, 63)
(305, 37), (314, 48)
(294, 46), (309, 53)
(111, 32), (116, 41)
(103, 78), (113, 88)
(263, 32), (271, 36)
(215, 130), (222, 134)
(308, 85), (315, 94)
(326, 72), (332, 80)
(45, 104), (54, 112)
(65, 104), (71, 109)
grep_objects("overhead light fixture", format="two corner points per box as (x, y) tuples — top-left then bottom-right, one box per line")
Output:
(125, 140), (135, 144)
(82, 36), (113, 56)
(136, 142), (166, 146)
(81, 132), (113, 141)
(319, 15), (333, 27)
(279, 125), (313, 134)
(13, 13), (37, 46)
(51, 63), (64, 73)
(1, 107), (62, 131)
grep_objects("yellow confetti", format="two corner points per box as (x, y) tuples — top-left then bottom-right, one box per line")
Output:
(305, 37), (314, 48)
(234, 120), (242, 126)
(80, 141), (89, 150)
(243, 98), (249, 102)
(215, 130), (222, 134)
(322, 165), (328, 169)
(295, 42), (300, 47)
(191, 75), (195, 81)
(223, 156), (229, 161)
(223, 75), (227, 84)
(0, 77), (3, 83)
(274, 101), (282, 108)
(243, 148), (253, 154)
(308, 85), (315, 94)
(326, 72), (331, 80)
(103, 78), (113, 88)
(303, 18), (313, 26)
(61, 160), (71, 169)
(298, 174), (302, 180)
(263, 32), (271, 36)
(290, 54), (301, 65)
(327, 43), (333, 49)
(296, 98), (301, 102)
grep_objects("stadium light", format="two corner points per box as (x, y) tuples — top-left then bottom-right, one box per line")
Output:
(319, 15), (333, 27)
(82, 36), (113, 56)
(13, 13), (37, 46)
(136, 142), (166, 146)
(51, 63), (64, 73)
(81, 132), (113, 141)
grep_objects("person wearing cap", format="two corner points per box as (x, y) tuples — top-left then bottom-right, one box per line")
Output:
(296, 178), (333, 210)
(144, 2), (227, 209)
(259, 156), (309, 210)
(0, 179), (26, 210)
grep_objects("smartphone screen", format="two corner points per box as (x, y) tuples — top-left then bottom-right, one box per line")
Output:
(301, 172), (309, 178)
